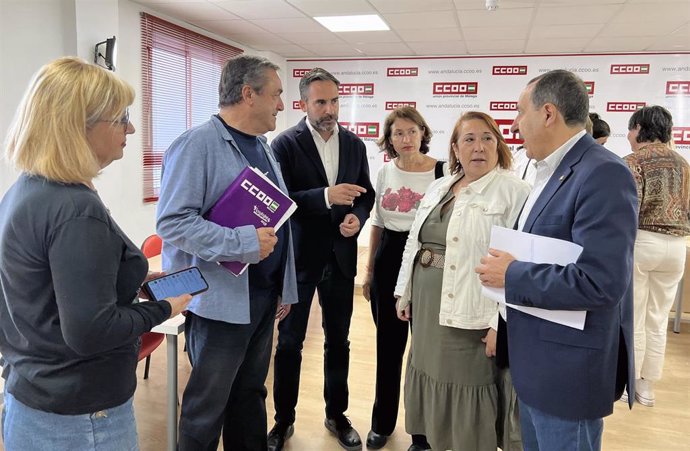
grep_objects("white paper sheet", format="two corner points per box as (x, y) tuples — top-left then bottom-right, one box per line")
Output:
(481, 226), (587, 330)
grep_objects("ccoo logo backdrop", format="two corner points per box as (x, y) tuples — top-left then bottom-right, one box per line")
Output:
(284, 53), (690, 186)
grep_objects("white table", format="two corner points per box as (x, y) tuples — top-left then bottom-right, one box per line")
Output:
(151, 313), (185, 451)
(147, 255), (185, 451)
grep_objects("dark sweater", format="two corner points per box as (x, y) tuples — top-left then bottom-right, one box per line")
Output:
(0, 174), (171, 414)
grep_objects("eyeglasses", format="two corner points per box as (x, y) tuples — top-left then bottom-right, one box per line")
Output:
(117, 109), (130, 126)
(98, 109), (129, 127)
(391, 128), (421, 141)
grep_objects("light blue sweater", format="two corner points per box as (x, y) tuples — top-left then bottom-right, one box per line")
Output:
(156, 116), (298, 324)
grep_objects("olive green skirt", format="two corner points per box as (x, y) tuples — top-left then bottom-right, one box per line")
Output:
(404, 189), (521, 451)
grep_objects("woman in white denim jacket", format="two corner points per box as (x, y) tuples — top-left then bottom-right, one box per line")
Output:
(393, 112), (530, 451)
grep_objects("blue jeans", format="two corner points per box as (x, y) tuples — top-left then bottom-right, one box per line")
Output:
(519, 399), (603, 451)
(178, 288), (277, 451)
(2, 392), (138, 451)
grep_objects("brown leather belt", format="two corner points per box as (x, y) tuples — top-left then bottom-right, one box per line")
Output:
(417, 247), (445, 269)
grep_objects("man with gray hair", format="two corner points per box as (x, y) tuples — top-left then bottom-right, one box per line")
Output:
(157, 55), (298, 451)
(476, 70), (637, 451)
(267, 67), (375, 451)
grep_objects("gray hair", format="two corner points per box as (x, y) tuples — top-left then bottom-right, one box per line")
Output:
(298, 68), (340, 101)
(528, 70), (589, 127)
(219, 55), (280, 107)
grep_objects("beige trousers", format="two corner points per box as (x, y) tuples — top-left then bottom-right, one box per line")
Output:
(633, 229), (687, 381)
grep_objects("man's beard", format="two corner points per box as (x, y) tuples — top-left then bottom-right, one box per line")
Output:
(312, 114), (338, 132)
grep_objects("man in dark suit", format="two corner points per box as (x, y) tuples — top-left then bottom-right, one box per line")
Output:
(476, 70), (637, 451)
(267, 68), (375, 451)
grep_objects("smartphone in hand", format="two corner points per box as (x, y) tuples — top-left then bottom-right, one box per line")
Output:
(142, 267), (208, 302)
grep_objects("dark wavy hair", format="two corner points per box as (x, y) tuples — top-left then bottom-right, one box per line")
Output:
(628, 105), (673, 144)
(589, 113), (611, 140)
(376, 107), (433, 159)
(448, 111), (512, 175)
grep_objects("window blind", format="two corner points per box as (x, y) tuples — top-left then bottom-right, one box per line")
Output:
(140, 12), (243, 202)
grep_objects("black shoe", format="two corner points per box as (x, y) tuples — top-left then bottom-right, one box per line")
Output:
(407, 445), (431, 451)
(365, 430), (388, 449)
(267, 422), (294, 451)
(324, 417), (362, 451)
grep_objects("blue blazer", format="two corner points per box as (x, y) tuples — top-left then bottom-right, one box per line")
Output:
(272, 118), (375, 283)
(505, 133), (637, 420)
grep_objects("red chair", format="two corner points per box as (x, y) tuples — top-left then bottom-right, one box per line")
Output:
(139, 234), (165, 380)
(141, 234), (162, 259)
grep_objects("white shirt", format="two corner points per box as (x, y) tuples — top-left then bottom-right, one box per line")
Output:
(518, 130), (586, 231)
(370, 161), (446, 232)
(511, 146), (536, 186)
(305, 119), (340, 208)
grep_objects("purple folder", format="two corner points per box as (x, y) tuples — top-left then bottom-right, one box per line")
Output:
(205, 166), (297, 276)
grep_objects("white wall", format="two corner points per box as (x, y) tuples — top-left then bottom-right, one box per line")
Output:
(0, 0), (287, 246)
(0, 0), (76, 194)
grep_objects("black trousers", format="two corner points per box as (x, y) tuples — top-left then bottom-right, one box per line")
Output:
(177, 289), (277, 451)
(272, 253), (355, 424)
(368, 229), (411, 435)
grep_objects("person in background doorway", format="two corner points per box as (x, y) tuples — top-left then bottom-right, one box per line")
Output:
(623, 105), (690, 407)
(0, 56), (191, 451)
(396, 111), (529, 451)
(362, 107), (446, 451)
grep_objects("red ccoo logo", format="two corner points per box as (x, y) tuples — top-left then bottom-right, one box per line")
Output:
(584, 81), (595, 96)
(492, 65), (527, 76)
(666, 81), (690, 96)
(672, 127), (690, 145)
(606, 102), (646, 112)
(387, 67), (418, 77)
(610, 64), (650, 74)
(489, 101), (518, 111)
(495, 119), (522, 145)
(292, 68), (311, 78)
(292, 100), (301, 110)
(385, 101), (417, 110)
(339, 83), (375, 96)
(341, 122), (379, 138)
(433, 82), (478, 95)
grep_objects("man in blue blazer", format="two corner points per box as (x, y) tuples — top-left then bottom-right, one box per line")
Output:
(476, 70), (637, 451)
(268, 68), (375, 451)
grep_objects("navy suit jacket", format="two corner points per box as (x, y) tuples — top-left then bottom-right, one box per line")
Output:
(505, 133), (637, 420)
(272, 118), (375, 283)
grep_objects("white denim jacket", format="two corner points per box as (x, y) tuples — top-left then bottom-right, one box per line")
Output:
(394, 168), (530, 330)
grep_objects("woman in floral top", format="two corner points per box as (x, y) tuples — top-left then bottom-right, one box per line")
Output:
(362, 107), (445, 451)
(624, 105), (690, 407)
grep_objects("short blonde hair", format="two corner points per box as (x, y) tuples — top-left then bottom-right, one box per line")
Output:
(5, 57), (134, 183)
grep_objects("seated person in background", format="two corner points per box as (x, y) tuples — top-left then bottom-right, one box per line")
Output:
(362, 106), (446, 451)
(623, 105), (690, 407)
(395, 111), (530, 451)
(0, 56), (191, 451)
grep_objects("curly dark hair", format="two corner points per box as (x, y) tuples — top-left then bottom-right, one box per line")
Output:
(628, 106), (673, 144)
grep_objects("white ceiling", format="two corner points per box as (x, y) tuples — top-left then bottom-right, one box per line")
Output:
(132, 0), (690, 57)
